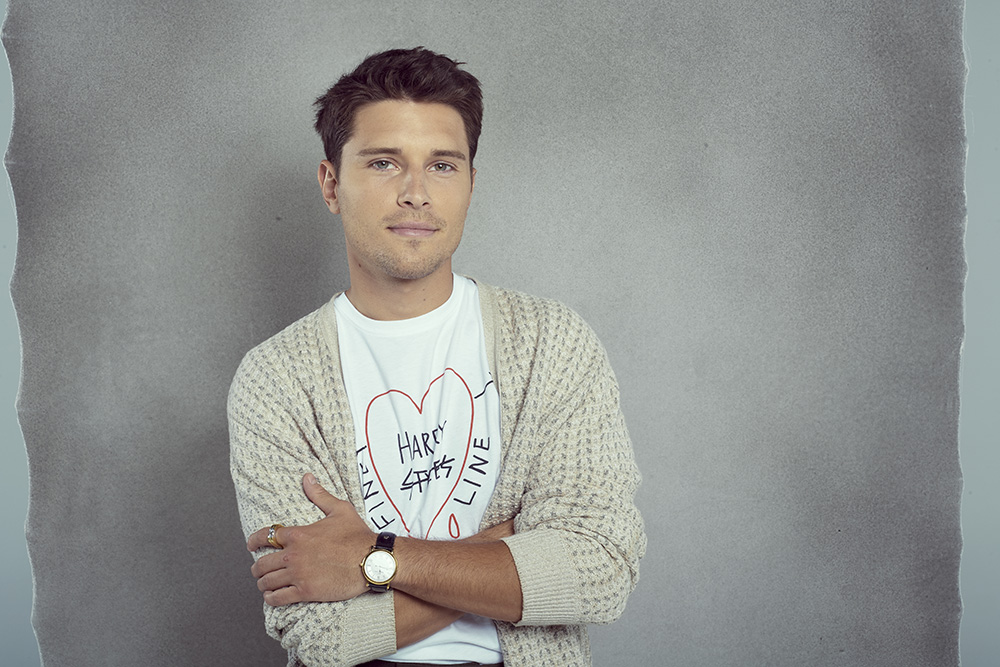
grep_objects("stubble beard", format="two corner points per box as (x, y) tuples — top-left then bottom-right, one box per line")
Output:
(360, 211), (461, 282)
(370, 242), (452, 281)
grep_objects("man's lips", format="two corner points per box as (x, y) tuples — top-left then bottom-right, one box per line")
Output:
(388, 221), (438, 237)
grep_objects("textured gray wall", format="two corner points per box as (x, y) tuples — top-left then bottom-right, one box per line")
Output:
(2, 1), (985, 665)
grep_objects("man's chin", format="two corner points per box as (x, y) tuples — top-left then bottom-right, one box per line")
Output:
(382, 260), (451, 283)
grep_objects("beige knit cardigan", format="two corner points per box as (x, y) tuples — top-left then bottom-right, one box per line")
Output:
(228, 280), (646, 667)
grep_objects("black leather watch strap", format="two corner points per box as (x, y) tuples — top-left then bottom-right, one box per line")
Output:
(375, 531), (396, 552)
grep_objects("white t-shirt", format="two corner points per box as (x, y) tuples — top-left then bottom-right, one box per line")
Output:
(334, 275), (503, 664)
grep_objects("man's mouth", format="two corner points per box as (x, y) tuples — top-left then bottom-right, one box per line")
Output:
(388, 221), (438, 237)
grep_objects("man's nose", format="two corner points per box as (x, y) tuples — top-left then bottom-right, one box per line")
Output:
(398, 169), (431, 208)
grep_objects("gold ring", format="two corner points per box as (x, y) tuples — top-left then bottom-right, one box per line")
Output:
(267, 523), (284, 549)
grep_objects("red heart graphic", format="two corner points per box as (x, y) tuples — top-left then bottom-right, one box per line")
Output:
(364, 368), (474, 539)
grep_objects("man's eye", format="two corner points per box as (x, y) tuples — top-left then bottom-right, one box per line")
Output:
(371, 160), (394, 170)
(430, 163), (455, 172)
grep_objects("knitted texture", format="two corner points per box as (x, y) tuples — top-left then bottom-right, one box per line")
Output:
(228, 281), (646, 666)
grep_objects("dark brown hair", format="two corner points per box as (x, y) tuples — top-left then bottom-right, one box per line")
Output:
(314, 47), (483, 172)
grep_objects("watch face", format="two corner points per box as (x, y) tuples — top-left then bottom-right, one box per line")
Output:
(364, 549), (396, 584)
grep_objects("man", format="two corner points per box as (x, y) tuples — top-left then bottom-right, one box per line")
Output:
(228, 47), (645, 667)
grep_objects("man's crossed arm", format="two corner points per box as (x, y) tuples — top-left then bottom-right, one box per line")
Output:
(246, 473), (521, 649)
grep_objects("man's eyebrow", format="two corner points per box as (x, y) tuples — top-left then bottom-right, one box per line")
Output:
(355, 147), (402, 157)
(430, 149), (468, 162)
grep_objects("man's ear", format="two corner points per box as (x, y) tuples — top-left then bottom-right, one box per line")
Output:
(470, 167), (476, 194)
(318, 160), (340, 214)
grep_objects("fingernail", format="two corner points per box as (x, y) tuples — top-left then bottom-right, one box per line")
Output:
(305, 473), (317, 485)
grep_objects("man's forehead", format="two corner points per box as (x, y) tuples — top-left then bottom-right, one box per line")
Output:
(348, 100), (468, 150)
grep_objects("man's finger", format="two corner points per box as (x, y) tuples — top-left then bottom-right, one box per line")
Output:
(247, 524), (286, 552)
(264, 586), (303, 608)
(302, 472), (342, 515)
(251, 551), (284, 579)
(257, 567), (294, 593)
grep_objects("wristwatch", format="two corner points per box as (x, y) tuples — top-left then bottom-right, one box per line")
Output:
(360, 531), (397, 592)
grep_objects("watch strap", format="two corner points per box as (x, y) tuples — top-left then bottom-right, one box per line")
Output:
(375, 531), (396, 552)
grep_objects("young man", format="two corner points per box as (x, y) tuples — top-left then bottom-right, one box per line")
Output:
(228, 48), (645, 667)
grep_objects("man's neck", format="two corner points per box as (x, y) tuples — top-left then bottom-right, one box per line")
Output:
(345, 270), (455, 321)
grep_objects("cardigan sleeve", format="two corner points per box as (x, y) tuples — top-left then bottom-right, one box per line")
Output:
(228, 340), (398, 667)
(498, 303), (646, 627)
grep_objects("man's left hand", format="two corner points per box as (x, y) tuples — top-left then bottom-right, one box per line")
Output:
(248, 473), (374, 606)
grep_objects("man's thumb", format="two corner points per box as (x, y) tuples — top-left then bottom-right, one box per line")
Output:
(302, 473), (339, 515)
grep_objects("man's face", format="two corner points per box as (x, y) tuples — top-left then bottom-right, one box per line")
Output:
(320, 100), (475, 286)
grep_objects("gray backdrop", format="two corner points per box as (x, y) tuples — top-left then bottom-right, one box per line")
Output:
(2, 0), (993, 665)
